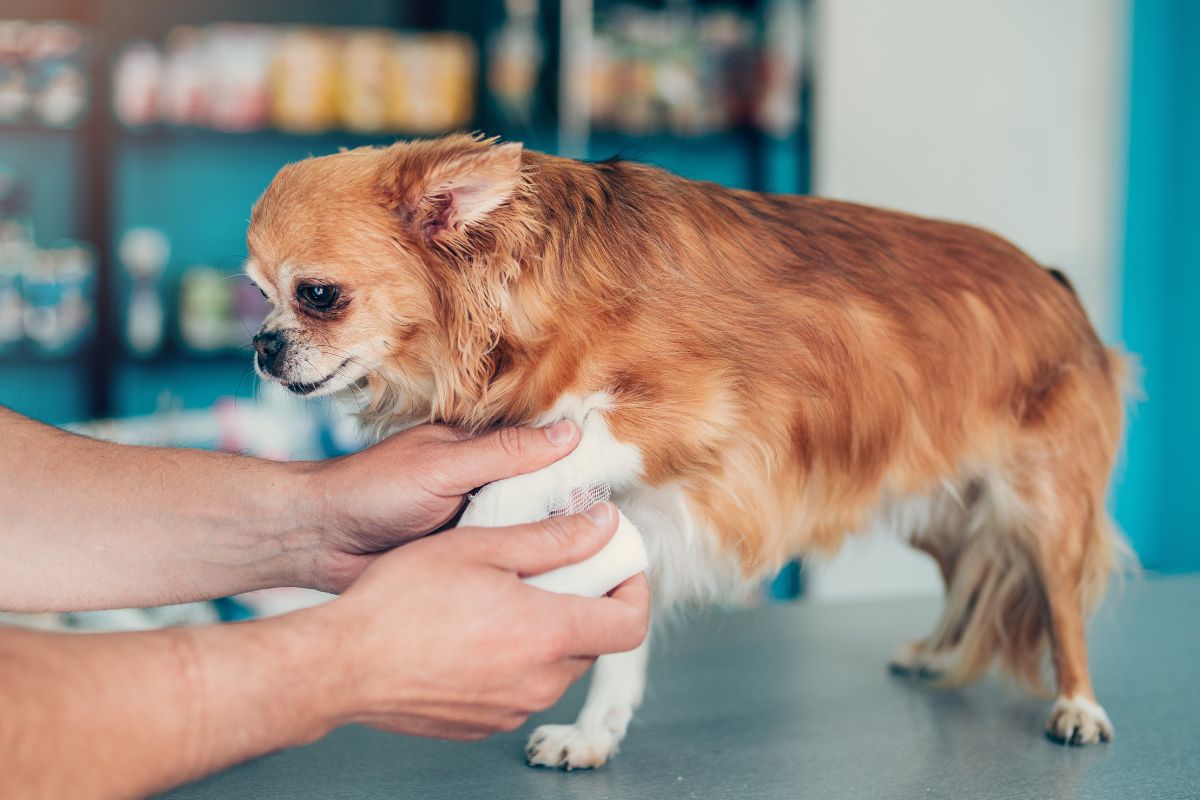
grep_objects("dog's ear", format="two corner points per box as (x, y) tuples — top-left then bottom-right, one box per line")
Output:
(379, 136), (524, 243)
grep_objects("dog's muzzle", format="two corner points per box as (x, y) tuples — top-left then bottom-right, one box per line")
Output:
(253, 330), (286, 375)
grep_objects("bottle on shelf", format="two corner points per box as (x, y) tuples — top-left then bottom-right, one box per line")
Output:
(112, 24), (478, 137)
(177, 263), (268, 355)
(21, 242), (95, 358)
(0, 20), (89, 129)
(0, 227), (25, 356)
(119, 227), (170, 358)
(488, 0), (544, 128)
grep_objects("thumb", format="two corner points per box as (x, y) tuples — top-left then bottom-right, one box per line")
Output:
(464, 502), (618, 577)
(435, 421), (581, 494)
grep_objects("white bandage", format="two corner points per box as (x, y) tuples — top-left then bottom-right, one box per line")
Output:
(524, 509), (648, 597)
(462, 481), (648, 598)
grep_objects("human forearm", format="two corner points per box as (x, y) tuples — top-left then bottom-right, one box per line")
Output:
(0, 407), (583, 611)
(0, 511), (650, 799)
(0, 614), (337, 800)
(0, 407), (317, 611)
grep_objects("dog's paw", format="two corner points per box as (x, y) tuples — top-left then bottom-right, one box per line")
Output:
(525, 724), (618, 770)
(887, 641), (958, 680)
(1045, 695), (1113, 746)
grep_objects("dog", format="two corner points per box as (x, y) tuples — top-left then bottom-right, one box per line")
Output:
(246, 133), (1126, 768)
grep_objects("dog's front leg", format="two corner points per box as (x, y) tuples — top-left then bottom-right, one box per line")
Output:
(455, 401), (650, 769)
(525, 627), (651, 769)
(458, 402), (643, 530)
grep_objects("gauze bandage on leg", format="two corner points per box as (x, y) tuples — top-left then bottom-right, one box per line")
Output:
(459, 453), (648, 598)
(525, 506), (648, 597)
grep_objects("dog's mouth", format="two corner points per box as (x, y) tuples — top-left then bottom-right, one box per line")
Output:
(282, 358), (352, 396)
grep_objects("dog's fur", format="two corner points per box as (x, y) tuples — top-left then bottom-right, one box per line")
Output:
(247, 134), (1126, 765)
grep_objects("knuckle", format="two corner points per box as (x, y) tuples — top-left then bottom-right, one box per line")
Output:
(531, 682), (566, 712)
(495, 426), (531, 459)
(409, 447), (451, 487)
(525, 694), (551, 714)
(423, 468), (458, 497)
(631, 599), (651, 637)
(498, 712), (528, 733)
(628, 616), (651, 649)
(539, 624), (569, 660)
(538, 514), (584, 552)
(619, 605), (651, 651)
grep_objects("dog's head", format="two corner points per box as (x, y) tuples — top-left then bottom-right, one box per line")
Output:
(245, 135), (526, 416)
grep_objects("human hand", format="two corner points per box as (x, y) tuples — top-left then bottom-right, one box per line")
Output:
(295, 421), (580, 592)
(302, 503), (650, 740)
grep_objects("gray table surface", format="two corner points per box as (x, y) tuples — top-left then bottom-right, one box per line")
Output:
(163, 575), (1200, 800)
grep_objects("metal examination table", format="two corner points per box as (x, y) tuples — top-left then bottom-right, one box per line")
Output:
(163, 575), (1200, 800)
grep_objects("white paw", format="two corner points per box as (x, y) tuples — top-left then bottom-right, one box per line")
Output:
(1045, 695), (1114, 746)
(525, 724), (619, 770)
(887, 641), (958, 680)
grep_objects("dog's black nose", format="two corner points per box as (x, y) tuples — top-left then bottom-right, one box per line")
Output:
(253, 330), (285, 372)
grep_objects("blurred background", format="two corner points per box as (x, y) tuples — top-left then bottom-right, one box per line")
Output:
(0, 0), (1195, 625)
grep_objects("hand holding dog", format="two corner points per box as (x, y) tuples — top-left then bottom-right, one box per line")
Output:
(308, 503), (650, 740)
(0, 406), (579, 611)
(1, 405), (648, 797)
(1, 505), (649, 798)
(300, 419), (581, 592)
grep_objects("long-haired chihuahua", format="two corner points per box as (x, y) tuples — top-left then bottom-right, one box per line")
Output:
(247, 134), (1126, 768)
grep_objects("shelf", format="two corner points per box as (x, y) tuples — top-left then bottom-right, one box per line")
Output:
(0, 347), (254, 368)
(0, 122), (83, 137)
(117, 348), (255, 367)
(0, 351), (88, 367)
(116, 125), (467, 149)
(113, 124), (774, 146)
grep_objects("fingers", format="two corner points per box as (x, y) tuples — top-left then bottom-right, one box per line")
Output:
(609, 571), (651, 603)
(457, 503), (619, 576)
(520, 658), (595, 713)
(553, 572), (651, 657)
(563, 656), (596, 684)
(365, 712), (517, 741)
(431, 421), (581, 495)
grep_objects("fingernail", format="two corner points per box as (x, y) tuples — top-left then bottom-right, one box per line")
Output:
(583, 502), (614, 526)
(544, 419), (576, 446)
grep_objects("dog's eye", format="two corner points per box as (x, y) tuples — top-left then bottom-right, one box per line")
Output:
(297, 284), (339, 311)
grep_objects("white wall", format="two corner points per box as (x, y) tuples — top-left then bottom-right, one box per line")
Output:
(806, 0), (1128, 602)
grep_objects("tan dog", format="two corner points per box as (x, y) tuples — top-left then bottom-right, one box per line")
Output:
(246, 134), (1126, 768)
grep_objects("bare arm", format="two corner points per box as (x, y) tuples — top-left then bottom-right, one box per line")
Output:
(0, 406), (580, 611)
(0, 507), (650, 799)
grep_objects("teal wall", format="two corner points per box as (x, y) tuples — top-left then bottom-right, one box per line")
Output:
(1115, 0), (1200, 572)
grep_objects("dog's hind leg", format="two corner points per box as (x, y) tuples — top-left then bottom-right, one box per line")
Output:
(886, 489), (973, 680)
(1039, 560), (1113, 744)
(1028, 487), (1117, 745)
(1019, 363), (1122, 745)
(891, 467), (1116, 746)
(924, 362), (1122, 744)
(887, 542), (963, 679)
